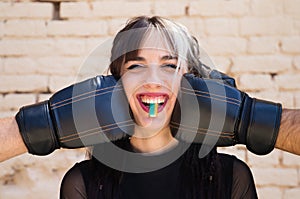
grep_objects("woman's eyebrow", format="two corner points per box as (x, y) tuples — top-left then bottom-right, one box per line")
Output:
(161, 55), (178, 60)
(125, 56), (145, 63)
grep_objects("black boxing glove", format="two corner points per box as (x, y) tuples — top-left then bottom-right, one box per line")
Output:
(16, 75), (133, 155)
(171, 73), (282, 155)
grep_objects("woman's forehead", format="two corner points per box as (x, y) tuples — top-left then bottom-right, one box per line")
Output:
(135, 48), (177, 60)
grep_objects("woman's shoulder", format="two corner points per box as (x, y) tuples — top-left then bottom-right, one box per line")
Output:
(60, 160), (92, 199)
(218, 153), (258, 199)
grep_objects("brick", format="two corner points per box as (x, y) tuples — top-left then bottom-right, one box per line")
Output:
(210, 56), (232, 73)
(217, 145), (246, 162)
(281, 37), (300, 53)
(0, 21), (3, 38)
(204, 18), (239, 36)
(284, 188), (300, 199)
(47, 20), (108, 37)
(256, 187), (283, 199)
(251, 0), (284, 16)
(0, 57), (3, 72)
(201, 37), (247, 55)
(238, 74), (274, 91)
(0, 94), (36, 111)
(61, 2), (152, 19)
(154, 1), (186, 17)
(240, 17), (293, 36)
(81, 38), (112, 77)
(0, 39), (53, 56)
(296, 92), (300, 108)
(284, 0), (300, 18)
(248, 37), (280, 54)
(52, 38), (87, 56)
(176, 17), (205, 39)
(249, 91), (294, 108)
(108, 18), (128, 35)
(85, 37), (110, 55)
(0, 75), (48, 92)
(294, 19), (300, 34)
(248, 149), (281, 167)
(0, 2), (53, 19)
(60, 2), (92, 19)
(232, 55), (292, 73)
(0, 111), (16, 118)
(49, 76), (75, 92)
(189, 0), (248, 17)
(37, 94), (52, 102)
(275, 74), (300, 90)
(251, 167), (298, 186)
(3, 57), (82, 75)
(282, 151), (300, 166)
(4, 20), (47, 37)
(33, 149), (85, 170)
(293, 56), (300, 70)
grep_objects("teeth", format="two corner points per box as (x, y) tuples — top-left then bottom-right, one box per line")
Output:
(141, 96), (166, 104)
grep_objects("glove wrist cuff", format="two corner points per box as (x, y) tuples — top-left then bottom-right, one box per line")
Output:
(246, 99), (282, 155)
(15, 101), (59, 155)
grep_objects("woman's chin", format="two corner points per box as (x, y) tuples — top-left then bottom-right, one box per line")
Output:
(133, 115), (169, 138)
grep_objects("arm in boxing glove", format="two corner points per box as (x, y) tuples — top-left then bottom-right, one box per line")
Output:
(15, 75), (133, 155)
(171, 73), (282, 155)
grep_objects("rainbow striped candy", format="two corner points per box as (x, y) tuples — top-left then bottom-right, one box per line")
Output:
(149, 103), (158, 117)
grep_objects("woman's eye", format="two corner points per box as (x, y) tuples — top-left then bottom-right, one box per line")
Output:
(162, 64), (177, 69)
(127, 64), (143, 70)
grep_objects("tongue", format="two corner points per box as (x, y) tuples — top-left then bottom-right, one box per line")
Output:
(149, 103), (158, 117)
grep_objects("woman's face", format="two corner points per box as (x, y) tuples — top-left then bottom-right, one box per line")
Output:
(121, 48), (187, 138)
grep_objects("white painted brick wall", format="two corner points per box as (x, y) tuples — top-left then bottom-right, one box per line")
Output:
(0, 94), (36, 111)
(238, 74), (274, 91)
(47, 20), (108, 37)
(201, 37), (247, 55)
(252, 168), (298, 186)
(0, 75), (48, 92)
(247, 37), (280, 54)
(0, 39), (53, 56)
(240, 16), (294, 36)
(232, 55), (291, 73)
(284, 188), (300, 199)
(275, 74), (300, 90)
(61, 1), (152, 19)
(153, 1), (187, 17)
(281, 37), (300, 53)
(257, 187), (283, 199)
(204, 18), (239, 36)
(4, 20), (47, 37)
(0, 2), (53, 19)
(189, 0), (248, 17)
(250, 0), (284, 17)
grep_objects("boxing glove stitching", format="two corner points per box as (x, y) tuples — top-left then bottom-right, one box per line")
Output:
(169, 124), (234, 139)
(181, 90), (241, 106)
(170, 121), (234, 136)
(50, 84), (122, 107)
(60, 123), (134, 143)
(51, 88), (124, 110)
(60, 120), (131, 139)
(182, 87), (241, 104)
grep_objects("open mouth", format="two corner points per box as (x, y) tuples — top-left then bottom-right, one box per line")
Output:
(137, 93), (169, 115)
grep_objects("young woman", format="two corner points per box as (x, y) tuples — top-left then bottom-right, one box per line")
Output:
(60, 16), (257, 199)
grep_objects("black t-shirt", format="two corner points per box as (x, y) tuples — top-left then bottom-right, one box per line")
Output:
(60, 153), (257, 199)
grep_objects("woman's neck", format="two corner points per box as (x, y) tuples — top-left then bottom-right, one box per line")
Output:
(130, 126), (177, 154)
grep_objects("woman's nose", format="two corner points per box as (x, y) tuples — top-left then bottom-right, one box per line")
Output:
(143, 66), (163, 89)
